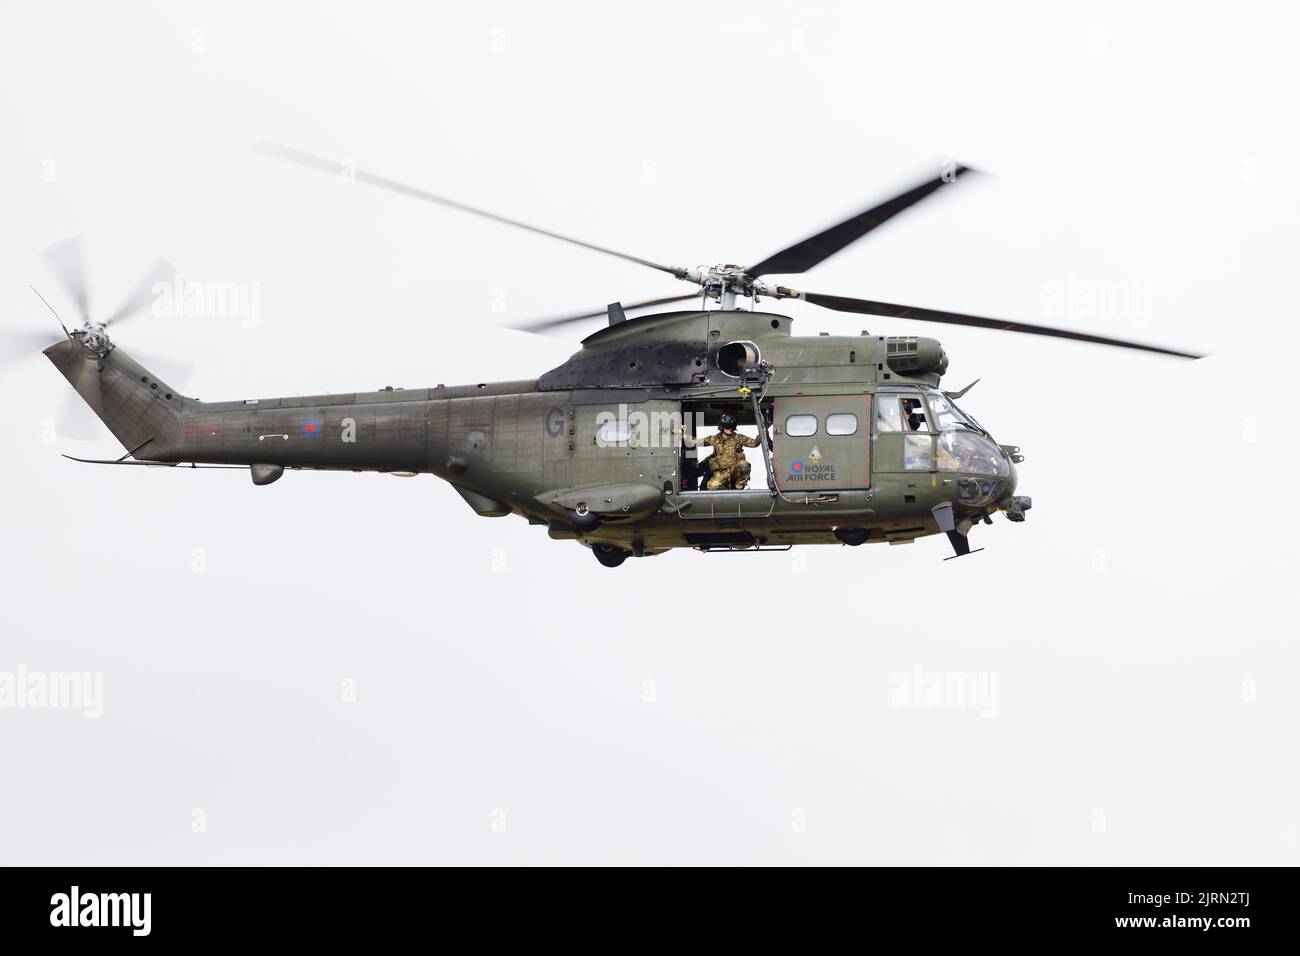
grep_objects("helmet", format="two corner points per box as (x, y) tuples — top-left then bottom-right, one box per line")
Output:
(719, 413), (738, 431)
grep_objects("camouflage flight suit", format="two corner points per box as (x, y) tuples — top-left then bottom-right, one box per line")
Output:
(683, 429), (764, 490)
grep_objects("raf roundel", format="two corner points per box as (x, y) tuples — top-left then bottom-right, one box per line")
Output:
(300, 417), (322, 438)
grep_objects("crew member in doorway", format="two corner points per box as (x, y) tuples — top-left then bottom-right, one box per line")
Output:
(681, 413), (769, 490)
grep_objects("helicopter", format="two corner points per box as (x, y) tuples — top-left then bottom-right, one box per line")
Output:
(28, 145), (1201, 567)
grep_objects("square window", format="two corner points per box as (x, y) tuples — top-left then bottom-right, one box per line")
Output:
(904, 433), (932, 470)
(875, 397), (902, 433)
(900, 396), (929, 432)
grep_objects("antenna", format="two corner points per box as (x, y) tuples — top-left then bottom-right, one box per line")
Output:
(30, 285), (72, 340)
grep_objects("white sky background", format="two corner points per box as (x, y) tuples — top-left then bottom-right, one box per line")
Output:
(0, 0), (1296, 864)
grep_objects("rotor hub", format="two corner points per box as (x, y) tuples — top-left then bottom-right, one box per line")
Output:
(79, 324), (112, 356)
(680, 264), (801, 311)
(699, 264), (751, 297)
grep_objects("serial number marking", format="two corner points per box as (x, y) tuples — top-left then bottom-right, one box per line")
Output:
(1128, 892), (1250, 908)
(1198, 892), (1249, 907)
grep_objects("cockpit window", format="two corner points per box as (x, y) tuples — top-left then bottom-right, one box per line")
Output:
(900, 396), (929, 432)
(927, 391), (986, 434)
(926, 393), (965, 431)
(875, 397), (903, 433)
(904, 434), (932, 470)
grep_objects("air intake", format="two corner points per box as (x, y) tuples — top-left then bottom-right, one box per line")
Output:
(885, 336), (948, 378)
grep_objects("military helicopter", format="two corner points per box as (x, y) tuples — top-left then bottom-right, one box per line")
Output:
(26, 145), (1200, 567)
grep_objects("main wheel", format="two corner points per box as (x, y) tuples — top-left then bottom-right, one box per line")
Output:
(593, 543), (630, 568)
(568, 507), (602, 532)
(834, 528), (871, 547)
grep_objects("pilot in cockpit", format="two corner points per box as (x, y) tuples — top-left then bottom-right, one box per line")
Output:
(901, 397), (927, 431)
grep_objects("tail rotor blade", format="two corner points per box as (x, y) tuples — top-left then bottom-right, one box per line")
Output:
(103, 258), (178, 327)
(52, 350), (109, 442)
(41, 236), (92, 325)
(0, 330), (63, 368)
(56, 390), (110, 441)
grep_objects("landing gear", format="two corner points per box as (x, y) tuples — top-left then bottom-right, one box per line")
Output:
(593, 543), (630, 568)
(943, 530), (985, 561)
(567, 506), (602, 532)
(833, 528), (871, 547)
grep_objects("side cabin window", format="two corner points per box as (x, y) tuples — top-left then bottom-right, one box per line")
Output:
(825, 412), (858, 436)
(785, 414), (818, 437)
(597, 419), (634, 447)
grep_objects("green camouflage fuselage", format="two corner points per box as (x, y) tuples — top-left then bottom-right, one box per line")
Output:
(47, 309), (1025, 556)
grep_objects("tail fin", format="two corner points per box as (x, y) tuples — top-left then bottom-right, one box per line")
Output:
(44, 339), (186, 460)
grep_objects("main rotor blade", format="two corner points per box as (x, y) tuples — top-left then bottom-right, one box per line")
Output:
(506, 293), (699, 333)
(103, 258), (177, 326)
(41, 236), (91, 324)
(252, 141), (688, 280)
(747, 165), (977, 278)
(801, 292), (1203, 359)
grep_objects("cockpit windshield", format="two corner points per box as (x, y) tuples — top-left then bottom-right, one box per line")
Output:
(936, 430), (1009, 476)
(926, 391), (986, 435)
(922, 391), (1007, 476)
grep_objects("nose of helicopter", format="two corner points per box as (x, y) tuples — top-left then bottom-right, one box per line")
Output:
(1001, 460), (1032, 521)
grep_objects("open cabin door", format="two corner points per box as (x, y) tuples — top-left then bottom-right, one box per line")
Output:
(771, 395), (871, 491)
